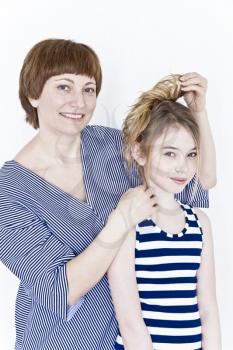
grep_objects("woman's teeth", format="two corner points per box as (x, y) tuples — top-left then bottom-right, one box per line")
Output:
(60, 113), (84, 119)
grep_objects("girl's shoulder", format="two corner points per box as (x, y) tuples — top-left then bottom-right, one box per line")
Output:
(192, 207), (211, 234)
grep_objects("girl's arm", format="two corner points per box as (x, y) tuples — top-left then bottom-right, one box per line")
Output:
(107, 229), (153, 350)
(180, 73), (217, 190)
(195, 208), (222, 349)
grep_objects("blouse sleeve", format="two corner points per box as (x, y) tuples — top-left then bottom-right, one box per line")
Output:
(0, 192), (84, 321)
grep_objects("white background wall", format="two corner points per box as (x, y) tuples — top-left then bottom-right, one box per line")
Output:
(0, 0), (232, 349)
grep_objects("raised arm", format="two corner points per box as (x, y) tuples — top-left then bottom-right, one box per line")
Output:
(180, 73), (217, 189)
(107, 229), (153, 350)
(195, 208), (222, 349)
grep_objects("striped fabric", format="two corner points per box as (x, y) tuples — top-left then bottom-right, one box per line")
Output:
(0, 125), (208, 350)
(115, 201), (203, 350)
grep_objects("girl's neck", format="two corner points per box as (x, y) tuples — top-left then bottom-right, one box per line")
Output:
(155, 194), (180, 215)
(148, 182), (181, 215)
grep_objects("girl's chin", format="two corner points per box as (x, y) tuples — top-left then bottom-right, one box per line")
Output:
(147, 182), (187, 195)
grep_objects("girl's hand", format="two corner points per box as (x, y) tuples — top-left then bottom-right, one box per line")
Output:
(180, 72), (207, 113)
(114, 186), (156, 231)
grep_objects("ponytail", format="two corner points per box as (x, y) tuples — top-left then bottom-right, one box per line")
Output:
(123, 74), (184, 167)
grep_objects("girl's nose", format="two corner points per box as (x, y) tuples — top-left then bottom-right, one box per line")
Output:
(175, 158), (188, 174)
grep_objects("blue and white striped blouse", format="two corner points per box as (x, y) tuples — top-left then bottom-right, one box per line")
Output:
(115, 201), (203, 350)
(0, 125), (208, 350)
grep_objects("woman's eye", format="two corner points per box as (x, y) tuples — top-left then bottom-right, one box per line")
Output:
(188, 152), (197, 158)
(57, 84), (71, 92)
(84, 87), (96, 95)
(164, 152), (176, 157)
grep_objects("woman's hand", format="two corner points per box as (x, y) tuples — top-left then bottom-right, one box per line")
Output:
(180, 72), (207, 113)
(113, 186), (156, 232)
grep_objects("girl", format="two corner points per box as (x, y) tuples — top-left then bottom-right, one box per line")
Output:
(108, 74), (221, 350)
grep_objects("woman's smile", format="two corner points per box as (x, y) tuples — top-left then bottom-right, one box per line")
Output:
(59, 112), (85, 121)
(30, 74), (97, 133)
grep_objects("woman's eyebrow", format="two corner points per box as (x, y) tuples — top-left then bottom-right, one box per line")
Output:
(55, 78), (74, 83)
(162, 146), (197, 150)
(54, 79), (96, 85)
(85, 82), (96, 86)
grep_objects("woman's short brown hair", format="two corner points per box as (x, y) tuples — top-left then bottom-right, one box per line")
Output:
(19, 38), (102, 129)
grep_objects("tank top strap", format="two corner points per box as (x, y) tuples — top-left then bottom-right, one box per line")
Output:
(178, 200), (203, 236)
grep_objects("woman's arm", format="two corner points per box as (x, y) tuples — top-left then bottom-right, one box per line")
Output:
(0, 186), (156, 321)
(195, 208), (222, 349)
(107, 229), (153, 350)
(180, 73), (217, 189)
(66, 186), (156, 305)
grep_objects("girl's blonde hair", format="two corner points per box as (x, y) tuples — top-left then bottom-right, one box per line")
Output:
(123, 74), (200, 196)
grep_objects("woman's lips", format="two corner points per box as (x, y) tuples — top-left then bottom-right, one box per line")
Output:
(170, 177), (187, 185)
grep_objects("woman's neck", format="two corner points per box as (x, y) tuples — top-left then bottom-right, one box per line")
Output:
(34, 128), (82, 165)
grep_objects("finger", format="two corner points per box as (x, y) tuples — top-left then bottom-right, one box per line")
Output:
(151, 197), (157, 207)
(180, 72), (203, 81)
(145, 187), (155, 198)
(180, 77), (207, 89)
(181, 85), (204, 95)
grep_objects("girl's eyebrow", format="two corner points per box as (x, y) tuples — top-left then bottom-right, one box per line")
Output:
(162, 146), (196, 150)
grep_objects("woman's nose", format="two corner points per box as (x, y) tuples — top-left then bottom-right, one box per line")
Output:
(69, 90), (85, 109)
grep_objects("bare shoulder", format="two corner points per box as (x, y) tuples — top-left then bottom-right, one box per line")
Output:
(14, 137), (38, 167)
(194, 208), (210, 224)
(14, 137), (48, 175)
(193, 208), (212, 237)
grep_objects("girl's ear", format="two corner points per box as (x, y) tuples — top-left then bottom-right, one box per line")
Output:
(131, 142), (147, 166)
(28, 97), (39, 108)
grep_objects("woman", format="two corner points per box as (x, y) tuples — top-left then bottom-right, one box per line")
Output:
(108, 75), (221, 349)
(0, 39), (215, 349)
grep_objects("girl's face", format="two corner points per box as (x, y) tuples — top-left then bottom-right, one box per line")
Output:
(29, 73), (97, 135)
(142, 126), (197, 194)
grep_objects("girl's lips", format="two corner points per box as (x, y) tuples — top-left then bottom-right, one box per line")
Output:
(170, 177), (187, 185)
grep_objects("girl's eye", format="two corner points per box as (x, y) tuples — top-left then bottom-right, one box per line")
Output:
(57, 84), (71, 92)
(164, 152), (176, 157)
(188, 152), (197, 158)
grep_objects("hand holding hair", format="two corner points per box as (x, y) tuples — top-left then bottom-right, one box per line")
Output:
(180, 72), (207, 113)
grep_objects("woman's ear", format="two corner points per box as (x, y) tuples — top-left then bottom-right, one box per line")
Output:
(131, 142), (147, 166)
(28, 97), (39, 108)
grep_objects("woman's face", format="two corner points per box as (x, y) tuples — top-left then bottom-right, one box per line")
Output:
(143, 126), (198, 194)
(29, 73), (97, 135)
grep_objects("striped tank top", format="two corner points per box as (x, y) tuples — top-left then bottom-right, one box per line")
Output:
(115, 201), (203, 350)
